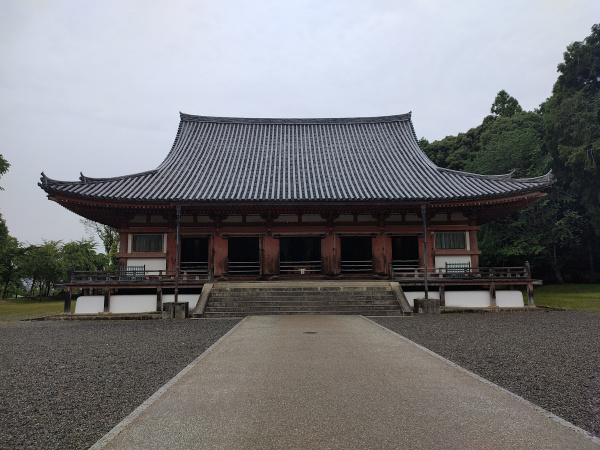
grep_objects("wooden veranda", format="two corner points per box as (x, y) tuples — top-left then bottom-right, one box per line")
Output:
(60, 263), (539, 313)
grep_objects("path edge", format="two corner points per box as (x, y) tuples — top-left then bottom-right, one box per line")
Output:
(364, 316), (600, 446)
(90, 318), (248, 449)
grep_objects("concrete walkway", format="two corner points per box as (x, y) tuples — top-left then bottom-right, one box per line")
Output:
(94, 316), (599, 449)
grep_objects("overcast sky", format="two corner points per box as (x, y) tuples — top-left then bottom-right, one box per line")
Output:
(1, 0), (598, 247)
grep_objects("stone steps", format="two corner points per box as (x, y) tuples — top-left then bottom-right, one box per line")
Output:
(207, 299), (400, 307)
(197, 282), (408, 317)
(203, 310), (405, 318)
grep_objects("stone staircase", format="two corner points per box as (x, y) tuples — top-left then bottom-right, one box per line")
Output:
(194, 281), (411, 318)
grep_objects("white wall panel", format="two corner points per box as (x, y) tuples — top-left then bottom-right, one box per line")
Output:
(74, 295), (104, 314)
(496, 291), (525, 307)
(110, 295), (156, 313)
(445, 291), (490, 307)
(127, 258), (166, 271)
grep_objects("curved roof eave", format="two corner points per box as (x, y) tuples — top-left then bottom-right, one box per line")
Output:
(38, 113), (555, 205)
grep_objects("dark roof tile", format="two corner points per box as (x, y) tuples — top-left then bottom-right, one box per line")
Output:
(40, 113), (554, 203)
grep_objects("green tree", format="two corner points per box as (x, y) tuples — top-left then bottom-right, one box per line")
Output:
(0, 158), (21, 297)
(466, 111), (550, 178)
(0, 216), (21, 298)
(81, 219), (120, 269)
(21, 241), (64, 299)
(543, 23), (600, 281)
(490, 90), (523, 118)
(424, 86), (590, 282)
(0, 154), (9, 191)
(61, 239), (107, 272)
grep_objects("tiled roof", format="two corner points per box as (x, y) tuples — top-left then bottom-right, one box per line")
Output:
(39, 113), (553, 203)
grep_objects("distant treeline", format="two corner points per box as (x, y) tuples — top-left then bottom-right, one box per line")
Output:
(420, 24), (599, 283)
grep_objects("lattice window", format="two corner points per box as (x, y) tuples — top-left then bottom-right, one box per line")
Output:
(435, 232), (466, 249)
(132, 234), (163, 252)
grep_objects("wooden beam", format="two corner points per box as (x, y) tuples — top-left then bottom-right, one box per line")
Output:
(527, 282), (535, 307)
(103, 289), (111, 313)
(489, 283), (496, 307)
(64, 288), (72, 313)
(157, 286), (163, 312)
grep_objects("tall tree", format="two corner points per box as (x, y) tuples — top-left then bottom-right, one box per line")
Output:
(543, 23), (600, 282)
(21, 241), (64, 299)
(0, 217), (21, 298)
(466, 111), (549, 177)
(490, 90), (523, 118)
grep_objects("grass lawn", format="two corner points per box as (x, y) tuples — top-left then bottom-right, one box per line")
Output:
(0, 296), (75, 322)
(533, 284), (600, 310)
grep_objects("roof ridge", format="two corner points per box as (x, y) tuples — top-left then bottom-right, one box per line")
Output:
(178, 113), (412, 125)
(437, 167), (515, 181)
(437, 168), (555, 184)
(38, 170), (157, 187)
(512, 170), (554, 184)
(78, 170), (157, 183)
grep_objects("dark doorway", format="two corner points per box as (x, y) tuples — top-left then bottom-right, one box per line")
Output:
(391, 236), (419, 273)
(340, 236), (372, 273)
(279, 237), (321, 274)
(181, 237), (209, 275)
(228, 237), (260, 275)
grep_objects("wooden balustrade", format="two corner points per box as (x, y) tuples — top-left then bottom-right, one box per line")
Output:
(391, 266), (529, 280)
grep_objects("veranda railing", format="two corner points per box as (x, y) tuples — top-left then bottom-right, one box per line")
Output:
(66, 265), (213, 285)
(391, 266), (529, 280)
(280, 260), (321, 274)
(227, 261), (260, 275)
(341, 260), (373, 273)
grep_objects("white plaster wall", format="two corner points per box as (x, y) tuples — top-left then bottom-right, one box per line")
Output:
(496, 291), (525, 307)
(110, 295), (156, 313)
(445, 291), (490, 307)
(74, 295), (104, 314)
(74, 293), (201, 314)
(434, 255), (471, 269)
(403, 291), (440, 307)
(127, 258), (166, 272)
(162, 294), (201, 309)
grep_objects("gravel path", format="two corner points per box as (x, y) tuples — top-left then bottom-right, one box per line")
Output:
(1, 311), (598, 448)
(372, 310), (600, 439)
(0, 319), (240, 449)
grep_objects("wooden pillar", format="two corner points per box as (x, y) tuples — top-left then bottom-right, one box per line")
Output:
(372, 234), (391, 275)
(64, 265), (73, 313)
(103, 289), (111, 313)
(64, 288), (72, 313)
(527, 282), (535, 307)
(417, 235), (435, 269)
(118, 232), (128, 266)
(166, 232), (177, 271)
(427, 233), (435, 271)
(439, 284), (446, 307)
(321, 234), (340, 275)
(525, 261), (535, 306)
(261, 235), (279, 275)
(489, 283), (496, 307)
(156, 286), (163, 312)
(213, 235), (228, 277)
(469, 230), (479, 268)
